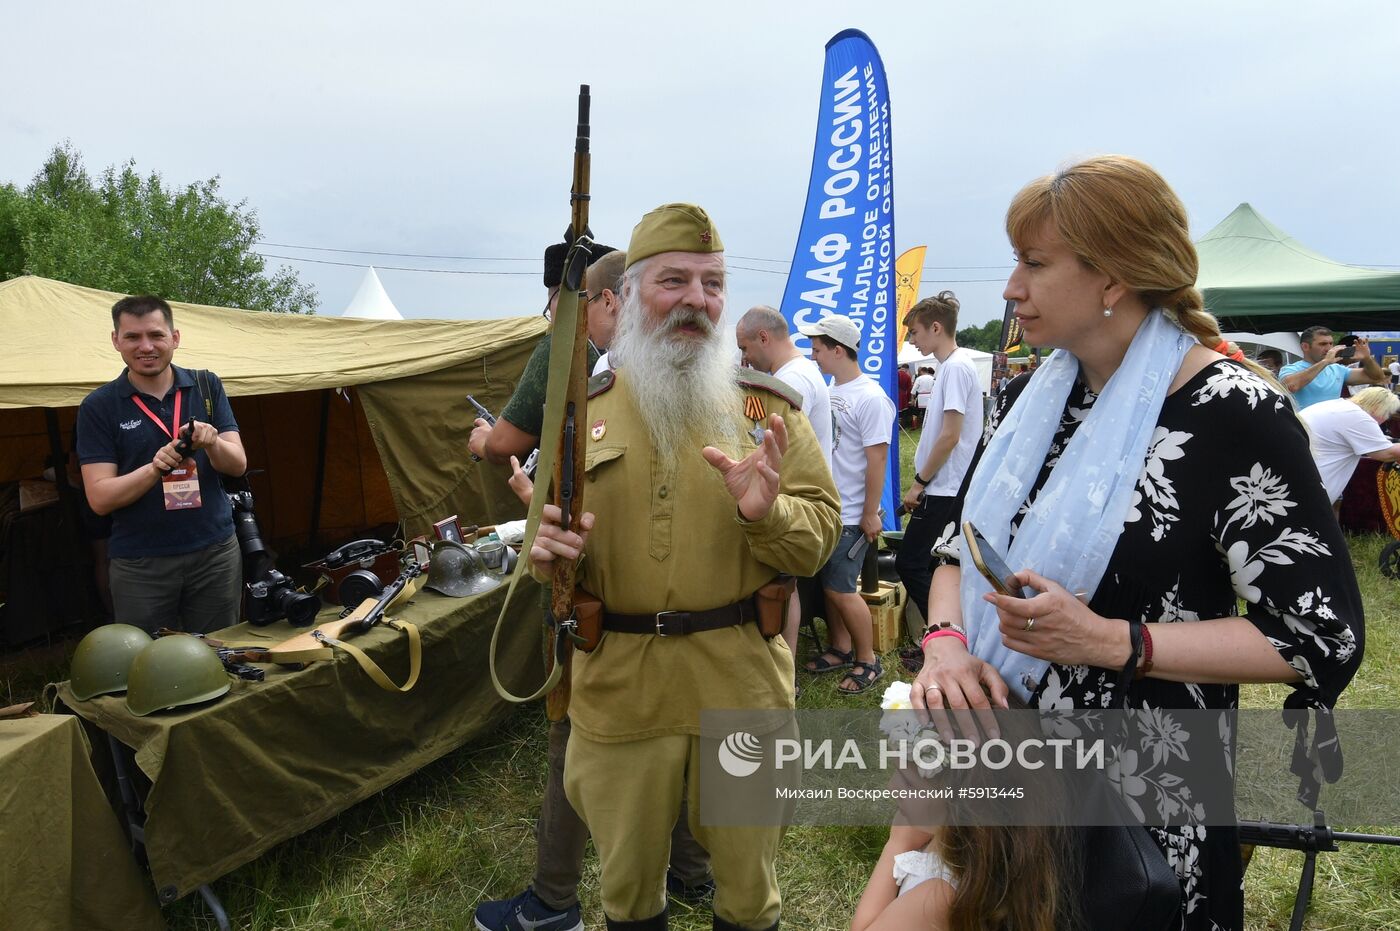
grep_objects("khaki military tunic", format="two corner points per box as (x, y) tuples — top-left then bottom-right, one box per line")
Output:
(563, 370), (840, 742)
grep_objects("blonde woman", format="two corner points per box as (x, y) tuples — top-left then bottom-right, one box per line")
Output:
(914, 156), (1362, 929)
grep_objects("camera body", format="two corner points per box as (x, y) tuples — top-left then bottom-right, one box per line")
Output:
(228, 488), (320, 627)
(245, 569), (319, 626)
(1337, 335), (1359, 361)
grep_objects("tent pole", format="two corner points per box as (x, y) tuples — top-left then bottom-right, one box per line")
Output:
(44, 409), (76, 505)
(308, 390), (331, 548)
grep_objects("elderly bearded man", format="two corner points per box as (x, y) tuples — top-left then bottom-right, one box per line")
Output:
(530, 204), (840, 931)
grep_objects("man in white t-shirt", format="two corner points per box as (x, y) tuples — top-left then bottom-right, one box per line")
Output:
(797, 314), (896, 695)
(896, 293), (984, 624)
(1299, 386), (1400, 508)
(911, 367), (934, 428)
(736, 304), (836, 671)
(736, 305), (833, 462)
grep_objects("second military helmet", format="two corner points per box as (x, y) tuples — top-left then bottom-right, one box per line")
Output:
(424, 541), (502, 598)
(69, 624), (154, 701)
(125, 635), (231, 716)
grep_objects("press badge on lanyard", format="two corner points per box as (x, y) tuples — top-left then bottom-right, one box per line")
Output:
(131, 390), (202, 511)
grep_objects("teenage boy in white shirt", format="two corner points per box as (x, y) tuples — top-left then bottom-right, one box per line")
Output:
(897, 292), (983, 623)
(798, 314), (896, 695)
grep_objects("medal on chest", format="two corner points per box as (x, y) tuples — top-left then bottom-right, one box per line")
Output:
(744, 394), (767, 446)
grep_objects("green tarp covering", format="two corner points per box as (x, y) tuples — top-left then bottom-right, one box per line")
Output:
(55, 581), (545, 901)
(1197, 203), (1400, 332)
(0, 713), (164, 929)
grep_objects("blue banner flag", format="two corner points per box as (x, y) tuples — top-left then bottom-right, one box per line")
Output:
(779, 29), (899, 531)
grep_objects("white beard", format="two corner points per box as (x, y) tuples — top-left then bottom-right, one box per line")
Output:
(609, 291), (741, 465)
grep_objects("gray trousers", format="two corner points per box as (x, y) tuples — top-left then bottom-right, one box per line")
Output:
(108, 535), (242, 635)
(534, 715), (712, 909)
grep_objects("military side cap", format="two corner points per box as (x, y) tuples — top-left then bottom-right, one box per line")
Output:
(544, 240), (618, 287)
(626, 203), (723, 269)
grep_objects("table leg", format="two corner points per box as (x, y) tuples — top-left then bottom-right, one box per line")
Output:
(197, 884), (232, 931)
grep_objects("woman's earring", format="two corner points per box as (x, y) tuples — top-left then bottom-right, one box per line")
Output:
(1103, 306), (1114, 318)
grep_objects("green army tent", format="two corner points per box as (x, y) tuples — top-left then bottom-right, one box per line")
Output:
(1197, 203), (1400, 333)
(0, 275), (545, 643)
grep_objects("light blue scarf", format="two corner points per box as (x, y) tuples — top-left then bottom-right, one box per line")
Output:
(961, 310), (1193, 702)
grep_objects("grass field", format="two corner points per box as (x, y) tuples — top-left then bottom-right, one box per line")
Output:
(6, 426), (1399, 930)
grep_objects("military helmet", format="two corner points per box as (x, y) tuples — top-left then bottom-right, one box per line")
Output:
(424, 541), (503, 598)
(69, 624), (154, 701)
(125, 635), (231, 716)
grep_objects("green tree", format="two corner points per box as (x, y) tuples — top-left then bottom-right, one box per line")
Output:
(0, 143), (317, 313)
(956, 319), (1004, 353)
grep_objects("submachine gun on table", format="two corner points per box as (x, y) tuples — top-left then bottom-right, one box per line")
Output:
(167, 561), (425, 692)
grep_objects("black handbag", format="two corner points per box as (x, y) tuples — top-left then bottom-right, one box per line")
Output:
(1073, 619), (1181, 931)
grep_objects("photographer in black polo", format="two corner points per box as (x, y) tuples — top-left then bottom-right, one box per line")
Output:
(77, 296), (247, 634)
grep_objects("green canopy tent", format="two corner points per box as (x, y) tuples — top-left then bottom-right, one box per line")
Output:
(0, 275), (544, 645)
(1197, 203), (1400, 333)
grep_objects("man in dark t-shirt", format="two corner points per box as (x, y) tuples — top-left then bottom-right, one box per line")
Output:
(469, 240), (620, 465)
(77, 295), (247, 634)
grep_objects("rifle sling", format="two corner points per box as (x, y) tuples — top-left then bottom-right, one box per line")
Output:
(214, 619), (422, 692)
(314, 620), (422, 693)
(487, 244), (589, 705)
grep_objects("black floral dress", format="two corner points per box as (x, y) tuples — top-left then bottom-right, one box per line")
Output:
(935, 360), (1363, 930)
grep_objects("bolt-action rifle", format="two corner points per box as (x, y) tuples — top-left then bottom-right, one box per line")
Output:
(486, 85), (598, 714)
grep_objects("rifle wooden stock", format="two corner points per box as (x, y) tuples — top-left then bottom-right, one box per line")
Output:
(545, 84), (593, 723)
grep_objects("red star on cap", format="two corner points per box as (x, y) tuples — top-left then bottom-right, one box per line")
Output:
(700, 230), (712, 244)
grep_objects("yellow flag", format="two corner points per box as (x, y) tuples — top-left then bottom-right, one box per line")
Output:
(894, 246), (927, 349)
(998, 299), (1023, 355)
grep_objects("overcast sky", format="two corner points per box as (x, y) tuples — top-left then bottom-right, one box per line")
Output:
(4, 1), (1398, 329)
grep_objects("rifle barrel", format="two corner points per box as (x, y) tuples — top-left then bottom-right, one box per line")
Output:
(576, 85), (590, 156)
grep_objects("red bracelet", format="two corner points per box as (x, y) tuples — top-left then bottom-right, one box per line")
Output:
(1135, 624), (1154, 678)
(922, 628), (968, 651)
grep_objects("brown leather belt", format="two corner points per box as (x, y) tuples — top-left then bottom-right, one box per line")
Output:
(602, 599), (756, 637)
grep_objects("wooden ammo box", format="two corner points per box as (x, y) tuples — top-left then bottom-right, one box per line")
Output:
(859, 580), (907, 653)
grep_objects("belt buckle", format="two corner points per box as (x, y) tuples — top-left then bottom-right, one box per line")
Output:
(655, 610), (683, 637)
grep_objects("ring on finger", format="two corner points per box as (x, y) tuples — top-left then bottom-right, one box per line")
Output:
(1024, 617), (1036, 632)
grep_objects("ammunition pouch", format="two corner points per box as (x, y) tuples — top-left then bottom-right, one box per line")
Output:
(755, 574), (797, 639)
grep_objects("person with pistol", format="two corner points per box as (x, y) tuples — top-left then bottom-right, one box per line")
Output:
(529, 203), (840, 931)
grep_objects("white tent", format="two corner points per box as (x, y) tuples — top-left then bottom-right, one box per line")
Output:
(898, 343), (994, 395)
(341, 267), (404, 320)
(1222, 330), (1302, 362)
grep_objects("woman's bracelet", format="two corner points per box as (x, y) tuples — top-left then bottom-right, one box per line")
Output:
(921, 628), (968, 651)
(1135, 623), (1155, 678)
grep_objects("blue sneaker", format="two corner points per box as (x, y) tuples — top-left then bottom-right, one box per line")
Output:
(665, 869), (716, 904)
(473, 887), (583, 931)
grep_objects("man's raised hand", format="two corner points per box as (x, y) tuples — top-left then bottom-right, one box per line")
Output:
(702, 413), (787, 522)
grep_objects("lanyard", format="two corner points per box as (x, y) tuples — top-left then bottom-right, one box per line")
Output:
(131, 389), (182, 440)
